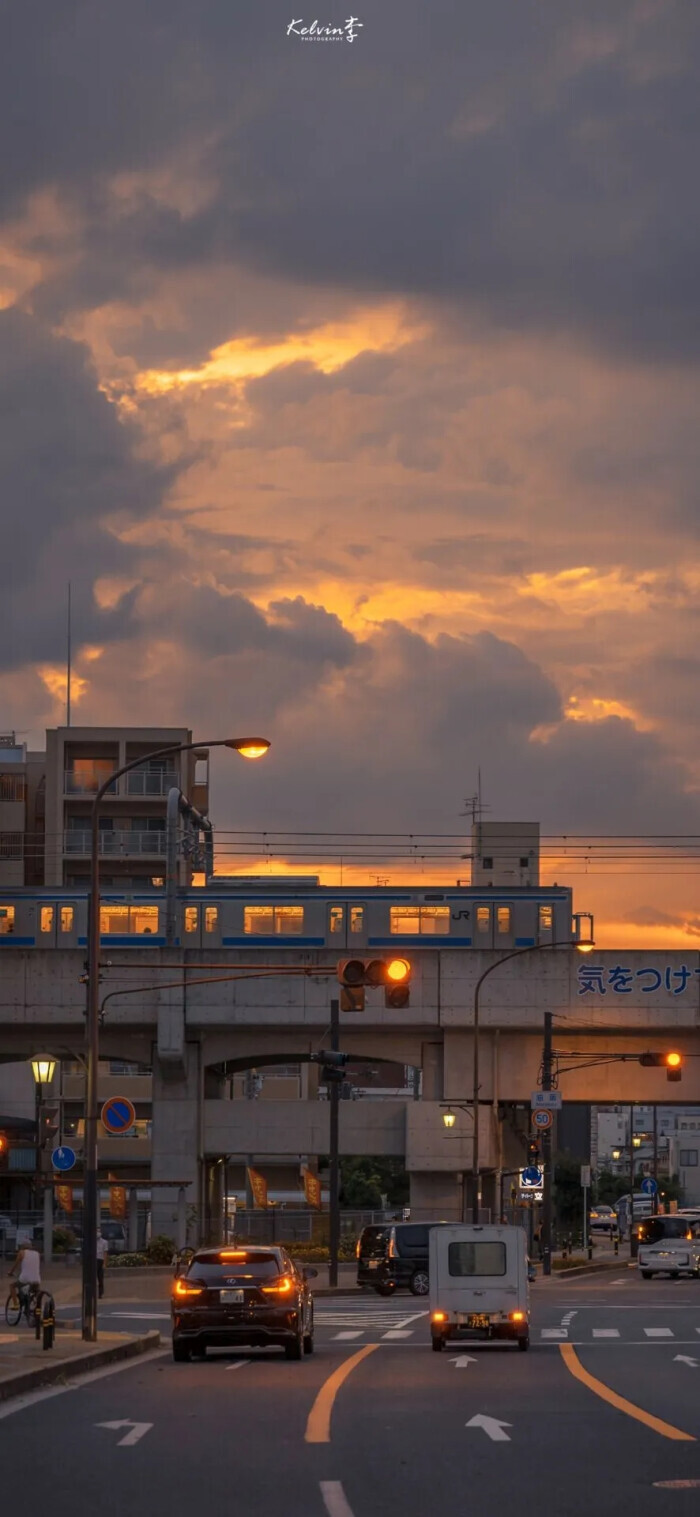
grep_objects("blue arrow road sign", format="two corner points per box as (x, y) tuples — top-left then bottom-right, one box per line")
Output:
(52, 1146), (76, 1172)
(641, 1176), (658, 1196)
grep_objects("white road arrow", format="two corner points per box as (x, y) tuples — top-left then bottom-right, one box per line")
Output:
(674, 1356), (699, 1369)
(465, 1413), (512, 1442)
(96, 1420), (153, 1447)
(450, 1355), (478, 1369)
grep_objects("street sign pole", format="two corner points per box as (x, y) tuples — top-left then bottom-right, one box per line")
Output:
(328, 997), (340, 1290)
(542, 1012), (553, 1277)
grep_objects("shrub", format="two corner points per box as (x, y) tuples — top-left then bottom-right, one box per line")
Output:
(146, 1234), (175, 1264)
(52, 1226), (78, 1254)
(109, 1252), (149, 1267)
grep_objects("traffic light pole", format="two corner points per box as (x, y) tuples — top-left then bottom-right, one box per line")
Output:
(542, 1012), (553, 1277)
(329, 997), (340, 1289)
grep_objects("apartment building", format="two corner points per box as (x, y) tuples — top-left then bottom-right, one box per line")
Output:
(0, 734), (46, 888)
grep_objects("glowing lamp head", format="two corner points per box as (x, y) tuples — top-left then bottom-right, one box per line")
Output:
(442, 1108), (457, 1130)
(30, 1054), (56, 1086)
(576, 942), (594, 954)
(227, 737), (271, 760)
(387, 958), (410, 983)
(667, 1052), (682, 1069)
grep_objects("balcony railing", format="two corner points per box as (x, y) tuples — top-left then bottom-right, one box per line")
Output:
(64, 830), (167, 857)
(64, 768), (178, 798)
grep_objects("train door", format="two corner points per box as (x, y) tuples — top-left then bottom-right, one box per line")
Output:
(37, 903), (58, 948)
(473, 903), (495, 949)
(328, 903), (347, 950)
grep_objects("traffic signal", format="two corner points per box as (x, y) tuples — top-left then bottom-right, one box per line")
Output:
(527, 1139), (540, 1163)
(639, 1051), (683, 1083)
(337, 958), (411, 1012)
(39, 1105), (60, 1146)
(0, 1133), (8, 1170)
(313, 1051), (350, 1085)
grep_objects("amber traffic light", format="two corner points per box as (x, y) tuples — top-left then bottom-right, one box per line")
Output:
(639, 1051), (682, 1083)
(337, 958), (412, 1011)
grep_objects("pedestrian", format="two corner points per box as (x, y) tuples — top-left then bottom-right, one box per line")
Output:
(96, 1229), (108, 1298)
(8, 1235), (41, 1309)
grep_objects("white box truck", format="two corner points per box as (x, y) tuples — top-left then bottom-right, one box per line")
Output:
(429, 1223), (530, 1352)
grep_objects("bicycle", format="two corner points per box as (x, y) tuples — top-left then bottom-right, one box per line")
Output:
(4, 1281), (40, 1328)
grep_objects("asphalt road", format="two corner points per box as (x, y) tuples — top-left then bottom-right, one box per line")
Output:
(3, 1270), (700, 1516)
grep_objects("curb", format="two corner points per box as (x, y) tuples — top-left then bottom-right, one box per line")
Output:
(0, 1329), (161, 1403)
(540, 1260), (628, 1281)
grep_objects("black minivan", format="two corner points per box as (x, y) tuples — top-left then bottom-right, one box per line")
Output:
(357, 1222), (446, 1295)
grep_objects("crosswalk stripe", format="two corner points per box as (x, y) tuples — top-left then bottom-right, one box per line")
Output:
(541, 1328), (567, 1339)
(644, 1328), (674, 1338)
(333, 1331), (364, 1341)
(592, 1330), (620, 1338)
(382, 1330), (413, 1340)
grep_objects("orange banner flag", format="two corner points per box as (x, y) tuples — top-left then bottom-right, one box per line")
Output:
(246, 1167), (269, 1208)
(56, 1184), (73, 1213)
(110, 1185), (127, 1219)
(302, 1167), (322, 1209)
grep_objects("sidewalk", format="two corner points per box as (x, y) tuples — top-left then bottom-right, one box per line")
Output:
(0, 1326), (161, 1401)
(43, 1260), (362, 1304)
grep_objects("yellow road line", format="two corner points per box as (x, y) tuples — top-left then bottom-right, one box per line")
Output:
(559, 1344), (695, 1442)
(305, 1345), (379, 1444)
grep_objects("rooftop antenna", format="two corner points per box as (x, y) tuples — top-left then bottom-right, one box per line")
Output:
(66, 582), (72, 728)
(460, 769), (491, 879)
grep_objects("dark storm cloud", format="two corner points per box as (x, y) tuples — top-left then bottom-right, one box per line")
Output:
(0, 309), (175, 669)
(5, 2), (700, 361)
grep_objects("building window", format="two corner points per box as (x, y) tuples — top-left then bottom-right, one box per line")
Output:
(60, 906), (74, 933)
(0, 774), (26, 802)
(350, 906), (364, 934)
(390, 906), (450, 935)
(519, 856), (530, 869)
(329, 906), (344, 934)
(476, 906), (491, 934)
(482, 857), (493, 870)
(539, 905), (553, 932)
(40, 907), (54, 933)
(100, 905), (159, 935)
(244, 905), (305, 936)
(205, 906), (218, 933)
(184, 906), (199, 933)
(496, 906), (511, 935)
(0, 906), (15, 935)
(680, 1150), (698, 1167)
(0, 833), (22, 859)
(67, 758), (117, 794)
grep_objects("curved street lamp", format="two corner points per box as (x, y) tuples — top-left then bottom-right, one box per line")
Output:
(82, 734), (270, 1342)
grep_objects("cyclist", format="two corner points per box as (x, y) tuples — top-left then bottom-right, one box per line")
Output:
(8, 1236), (41, 1312)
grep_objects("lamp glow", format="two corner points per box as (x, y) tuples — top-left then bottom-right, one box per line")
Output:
(227, 737), (271, 760)
(442, 1108), (457, 1130)
(30, 1055), (56, 1086)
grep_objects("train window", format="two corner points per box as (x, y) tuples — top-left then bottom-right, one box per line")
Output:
(244, 905), (304, 936)
(539, 905), (553, 932)
(0, 906), (15, 935)
(329, 906), (344, 934)
(496, 906), (511, 935)
(476, 906), (491, 934)
(60, 906), (74, 933)
(205, 906), (219, 933)
(100, 905), (159, 935)
(350, 906), (364, 934)
(40, 907), (54, 933)
(184, 906), (199, 934)
(390, 906), (450, 935)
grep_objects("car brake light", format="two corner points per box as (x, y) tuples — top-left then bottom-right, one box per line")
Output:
(219, 1250), (248, 1259)
(356, 1238), (361, 1259)
(262, 1275), (295, 1295)
(173, 1279), (204, 1298)
(388, 1236), (398, 1259)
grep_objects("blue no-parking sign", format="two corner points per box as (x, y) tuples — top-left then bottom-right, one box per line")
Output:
(101, 1097), (136, 1134)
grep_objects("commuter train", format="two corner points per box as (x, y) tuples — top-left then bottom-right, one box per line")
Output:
(0, 881), (591, 953)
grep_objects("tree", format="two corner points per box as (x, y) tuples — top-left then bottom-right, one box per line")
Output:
(553, 1152), (584, 1230)
(337, 1156), (409, 1208)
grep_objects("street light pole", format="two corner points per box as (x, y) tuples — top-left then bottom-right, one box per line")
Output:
(82, 734), (270, 1343)
(328, 997), (340, 1289)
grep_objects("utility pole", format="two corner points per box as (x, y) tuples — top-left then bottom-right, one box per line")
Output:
(329, 997), (340, 1289)
(542, 1012), (553, 1277)
(653, 1104), (658, 1214)
(629, 1102), (635, 1256)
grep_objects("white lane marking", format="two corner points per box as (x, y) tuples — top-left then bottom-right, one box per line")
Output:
(97, 1419), (153, 1447)
(449, 1356), (477, 1369)
(320, 1481), (356, 1517)
(225, 1359), (251, 1371)
(0, 1347), (169, 1420)
(333, 1331), (364, 1341)
(592, 1329), (620, 1338)
(541, 1328), (568, 1339)
(561, 1312), (577, 1325)
(390, 1311), (429, 1329)
(466, 1413), (511, 1442)
(106, 1313), (171, 1321)
(382, 1330), (413, 1340)
(539, 1340), (700, 1348)
(674, 1355), (698, 1368)
(644, 1328), (674, 1338)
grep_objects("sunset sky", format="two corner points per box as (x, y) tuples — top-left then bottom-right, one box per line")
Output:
(2, 2), (700, 946)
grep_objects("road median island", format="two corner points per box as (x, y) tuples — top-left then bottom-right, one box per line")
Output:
(0, 1329), (161, 1403)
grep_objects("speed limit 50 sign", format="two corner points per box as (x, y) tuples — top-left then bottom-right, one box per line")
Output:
(531, 1108), (553, 1131)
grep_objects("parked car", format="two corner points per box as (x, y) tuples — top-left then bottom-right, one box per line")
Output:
(99, 1221), (128, 1254)
(357, 1221), (449, 1296)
